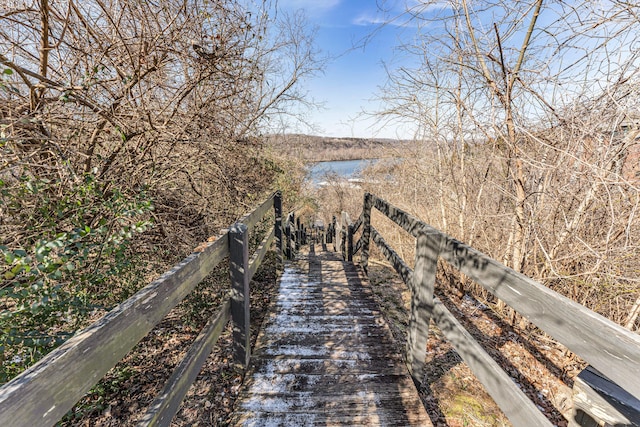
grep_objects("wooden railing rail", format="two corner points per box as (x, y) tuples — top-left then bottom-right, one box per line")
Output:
(334, 210), (367, 263)
(347, 192), (640, 427)
(0, 190), (296, 427)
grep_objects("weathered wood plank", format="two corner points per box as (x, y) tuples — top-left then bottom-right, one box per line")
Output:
(569, 366), (640, 426)
(233, 375), (432, 426)
(347, 224), (354, 262)
(230, 224), (251, 367)
(236, 192), (275, 232)
(0, 235), (229, 427)
(339, 211), (352, 260)
(371, 226), (413, 285)
(139, 298), (231, 427)
(231, 246), (431, 426)
(370, 194), (425, 237)
(285, 220), (292, 259)
(353, 236), (362, 256)
(274, 191), (283, 268)
(406, 231), (440, 383)
(247, 357), (408, 376)
(237, 373), (422, 396)
(432, 298), (553, 427)
(434, 234), (640, 400)
(352, 211), (364, 235)
(247, 226), (275, 280)
(256, 333), (399, 349)
(232, 411), (427, 426)
(360, 193), (373, 272)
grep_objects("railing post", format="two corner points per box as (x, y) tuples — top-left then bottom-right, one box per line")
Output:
(295, 217), (301, 250)
(290, 212), (295, 255)
(332, 215), (337, 252)
(274, 191), (283, 269)
(361, 193), (373, 273)
(338, 215), (345, 260)
(285, 219), (292, 260)
(340, 211), (352, 261)
(229, 223), (250, 367)
(407, 230), (441, 384)
(347, 224), (354, 262)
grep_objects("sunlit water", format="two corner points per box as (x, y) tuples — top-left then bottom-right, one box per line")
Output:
(307, 159), (378, 184)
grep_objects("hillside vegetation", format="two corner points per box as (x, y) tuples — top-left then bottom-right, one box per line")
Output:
(266, 133), (411, 162)
(0, 0), (316, 386)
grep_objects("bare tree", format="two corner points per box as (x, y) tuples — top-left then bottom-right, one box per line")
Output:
(0, 0), (322, 382)
(0, 0), (322, 238)
(373, 0), (640, 325)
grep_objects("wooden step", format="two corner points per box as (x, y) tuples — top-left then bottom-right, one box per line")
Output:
(229, 245), (432, 426)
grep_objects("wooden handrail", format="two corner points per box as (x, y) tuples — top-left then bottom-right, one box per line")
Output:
(139, 299), (231, 426)
(0, 191), (286, 427)
(370, 226), (412, 285)
(353, 192), (640, 425)
(237, 192), (276, 233)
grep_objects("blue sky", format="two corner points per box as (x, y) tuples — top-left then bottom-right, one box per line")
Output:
(274, 1), (640, 140)
(276, 0), (418, 139)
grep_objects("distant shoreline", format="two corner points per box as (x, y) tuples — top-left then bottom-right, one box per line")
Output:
(304, 153), (391, 163)
(266, 134), (411, 163)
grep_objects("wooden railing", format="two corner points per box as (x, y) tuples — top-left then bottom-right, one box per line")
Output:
(335, 192), (640, 427)
(283, 211), (306, 260)
(0, 191), (305, 427)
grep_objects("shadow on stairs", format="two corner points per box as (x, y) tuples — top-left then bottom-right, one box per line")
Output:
(229, 242), (432, 426)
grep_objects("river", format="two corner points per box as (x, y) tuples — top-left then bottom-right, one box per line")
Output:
(307, 159), (378, 185)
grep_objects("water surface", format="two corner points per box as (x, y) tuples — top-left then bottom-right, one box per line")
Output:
(308, 159), (377, 184)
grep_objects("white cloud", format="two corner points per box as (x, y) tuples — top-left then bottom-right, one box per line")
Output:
(352, 11), (417, 28)
(352, 1), (450, 28)
(352, 12), (386, 27)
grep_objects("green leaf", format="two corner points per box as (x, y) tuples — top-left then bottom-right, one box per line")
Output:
(13, 249), (27, 258)
(2, 68), (13, 75)
(4, 252), (15, 264)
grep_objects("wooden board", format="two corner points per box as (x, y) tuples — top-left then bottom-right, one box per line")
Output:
(570, 366), (640, 426)
(230, 245), (432, 426)
(432, 298), (552, 426)
(139, 299), (231, 427)
(0, 235), (230, 427)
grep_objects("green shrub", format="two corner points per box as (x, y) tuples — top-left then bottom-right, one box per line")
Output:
(0, 174), (152, 383)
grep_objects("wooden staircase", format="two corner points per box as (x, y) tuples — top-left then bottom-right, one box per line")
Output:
(230, 243), (432, 426)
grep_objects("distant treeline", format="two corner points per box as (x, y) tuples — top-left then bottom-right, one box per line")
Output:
(266, 134), (413, 162)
